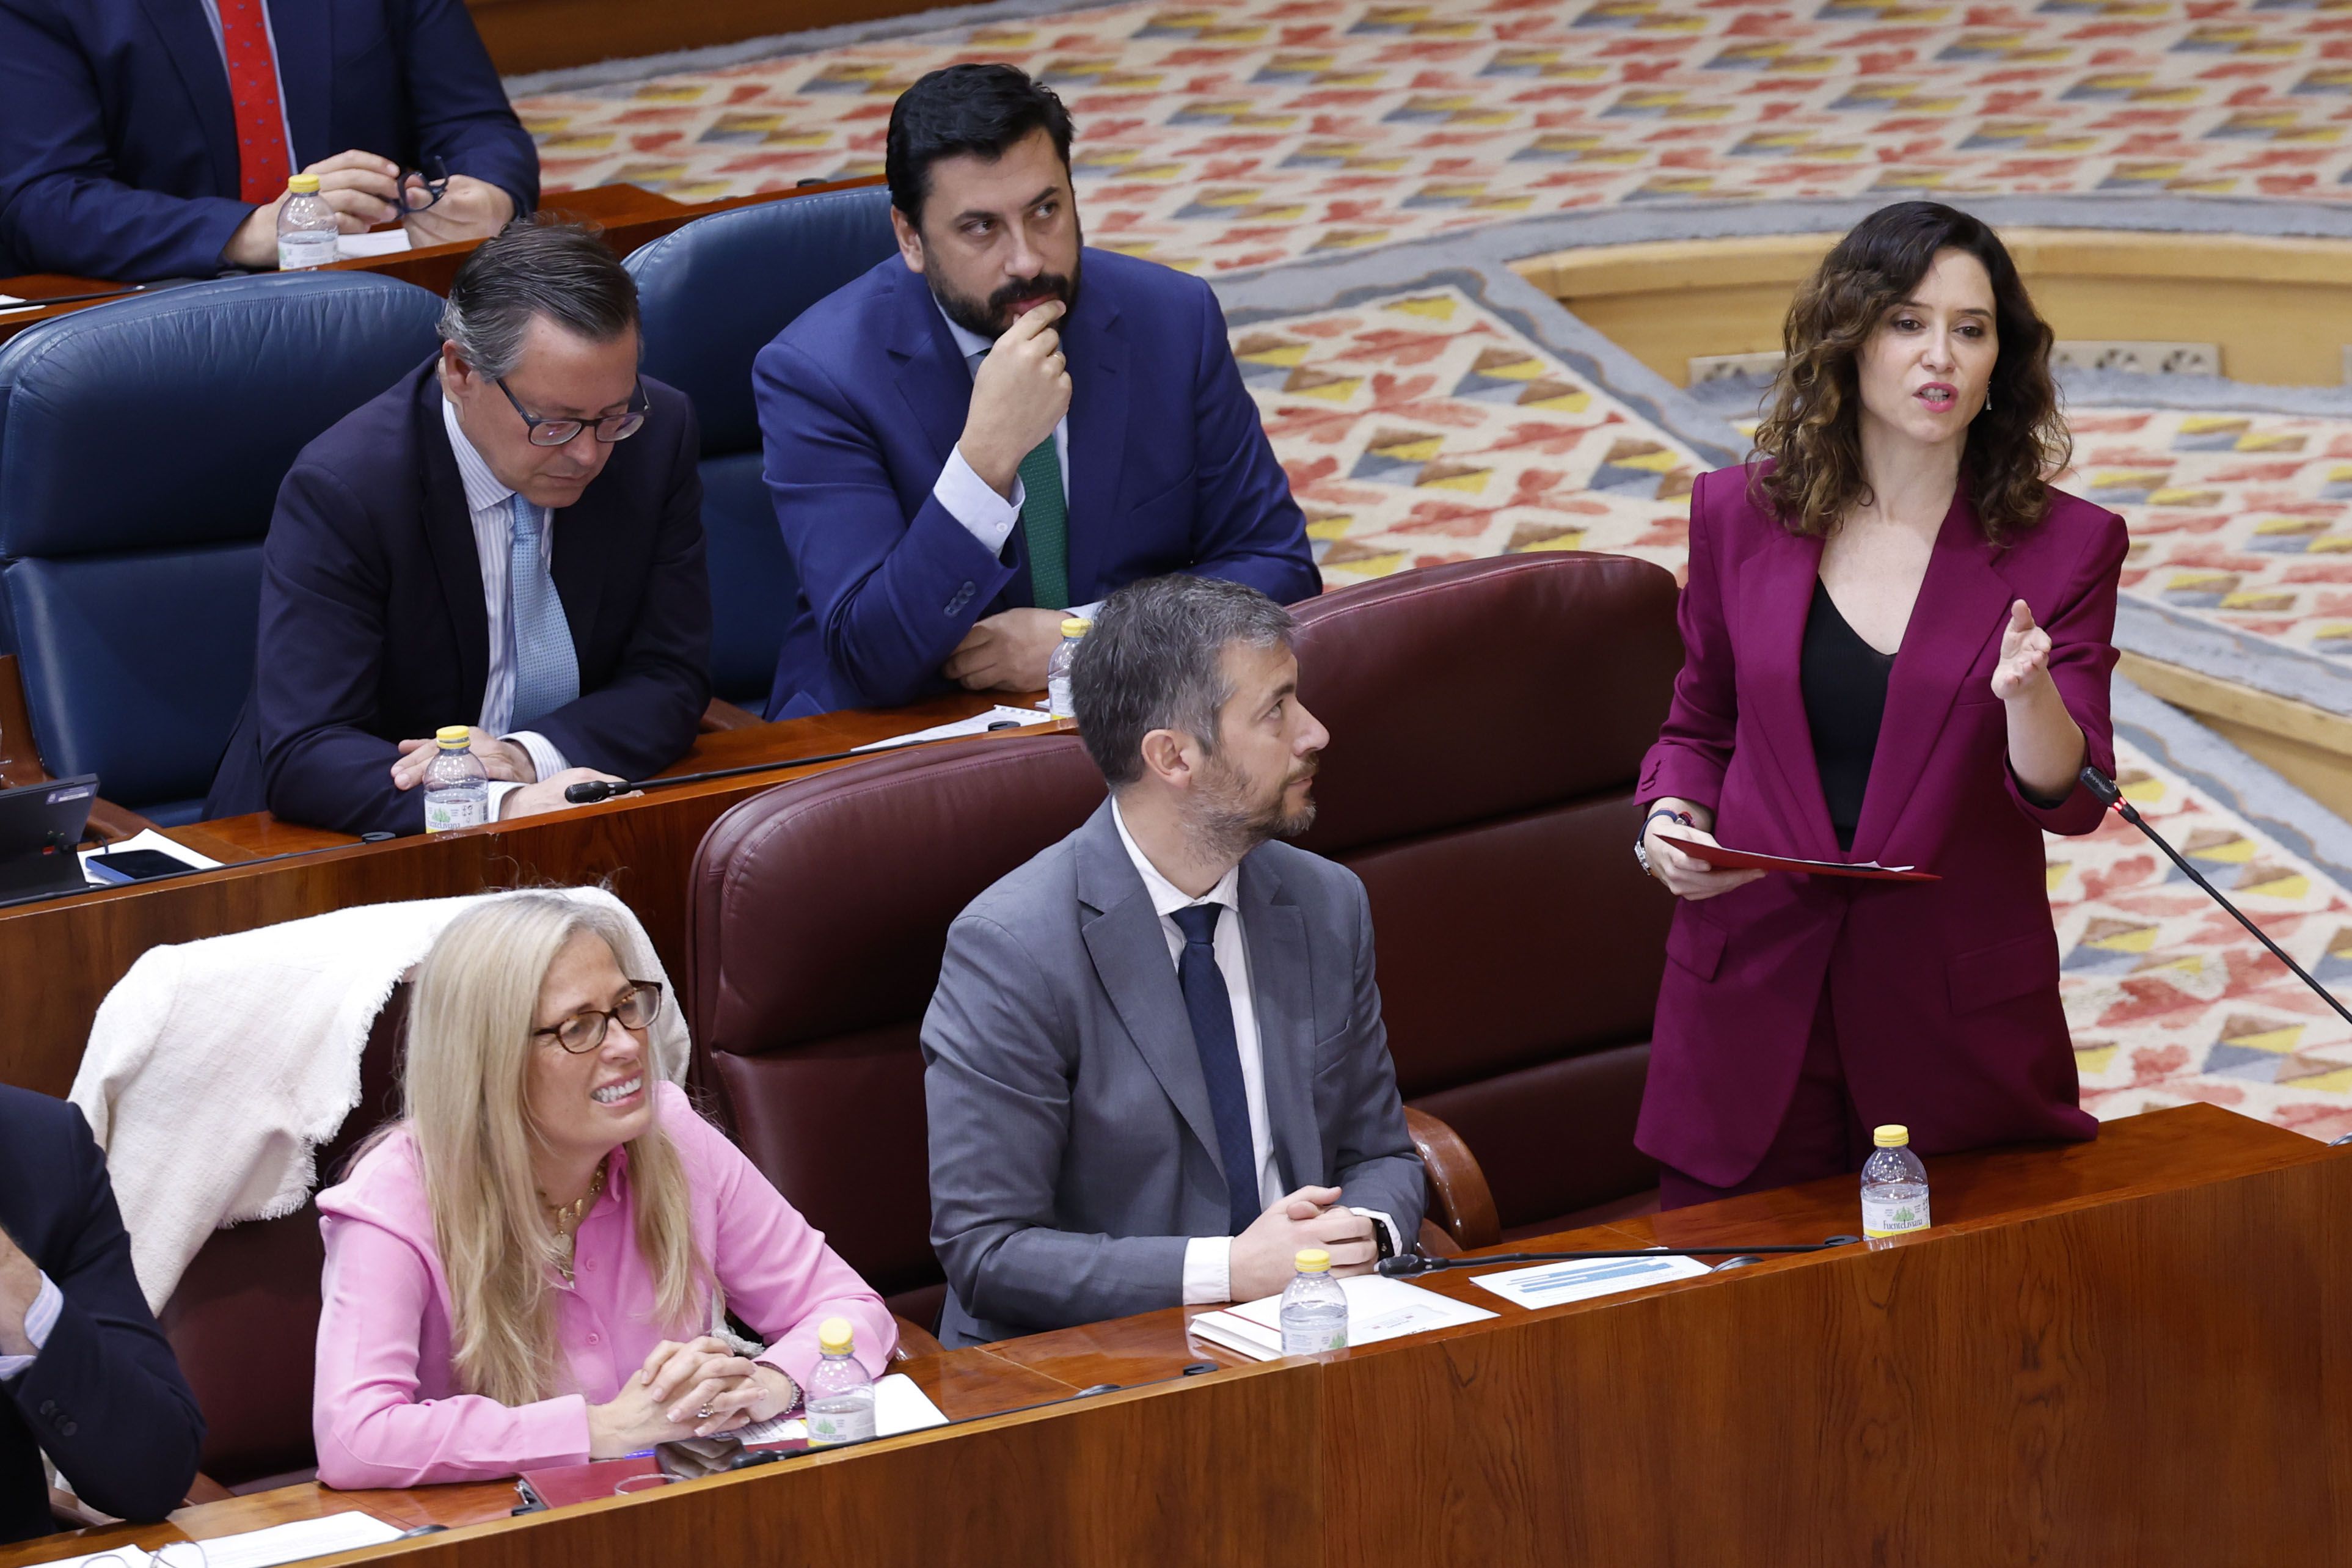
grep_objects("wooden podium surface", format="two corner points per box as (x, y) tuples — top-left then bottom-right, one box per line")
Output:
(0, 691), (1053, 1098)
(7, 1103), (2342, 1567)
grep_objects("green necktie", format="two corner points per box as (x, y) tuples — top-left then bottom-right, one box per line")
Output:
(1017, 437), (1070, 611)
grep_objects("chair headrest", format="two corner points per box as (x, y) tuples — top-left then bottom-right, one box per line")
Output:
(1288, 553), (1684, 856)
(690, 732), (1105, 1058)
(626, 185), (897, 457)
(0, 272), (445, 558)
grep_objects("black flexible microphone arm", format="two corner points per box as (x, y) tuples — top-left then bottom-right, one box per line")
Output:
(562, 721), (1031, 804)
(1378, 1238), (1858, 1278)
(2078, 764), (2352, 1031)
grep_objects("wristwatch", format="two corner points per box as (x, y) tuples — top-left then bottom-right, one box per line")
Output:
(1634, 808), (1695, 878)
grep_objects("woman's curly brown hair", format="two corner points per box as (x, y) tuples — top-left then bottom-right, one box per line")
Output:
(1749, 201), (2070, 545)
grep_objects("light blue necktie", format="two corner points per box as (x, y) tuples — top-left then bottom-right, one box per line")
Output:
(506, 494), (579, 728)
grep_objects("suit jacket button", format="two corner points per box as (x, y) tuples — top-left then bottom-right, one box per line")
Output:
(58, 1420), (77, 1437)
(37, 1401), (55, 1419)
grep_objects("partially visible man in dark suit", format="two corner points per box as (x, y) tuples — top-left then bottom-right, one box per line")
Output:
(0, 0), (537, 280)
(921, 575), (1421, 1347)
(206, 222), (711, 836)
(1, 1085), (205, 1545)
(754, 64), (1319, 720)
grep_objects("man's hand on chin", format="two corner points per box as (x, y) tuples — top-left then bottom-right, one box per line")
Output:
(941, 608), (1066, 691)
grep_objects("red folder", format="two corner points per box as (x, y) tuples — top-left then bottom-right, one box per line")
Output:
(1657, 829), (1940, 883)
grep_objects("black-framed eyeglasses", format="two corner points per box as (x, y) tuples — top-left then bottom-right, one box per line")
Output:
(496, 377), (648, 447)
(401, 155), (451, 213)
(533, 980), (663, 1054)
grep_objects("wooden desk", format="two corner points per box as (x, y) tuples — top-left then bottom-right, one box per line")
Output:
(4, 1103), (2339, 1567)
(0, 692), (1054, 1098)
(0, 177), (879, 344)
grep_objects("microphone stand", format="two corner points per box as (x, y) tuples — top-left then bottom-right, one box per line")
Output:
(1379, 1238), (1858, 1278)
(563, 720), (1033, 804)
(2078, 765), (2352, 1031)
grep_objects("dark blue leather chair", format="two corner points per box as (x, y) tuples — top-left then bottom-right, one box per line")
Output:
(625, 185), (897, 709)
(0, 273), (445, 823)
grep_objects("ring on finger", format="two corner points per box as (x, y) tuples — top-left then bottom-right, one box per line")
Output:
(696, 1405), (714, 1420)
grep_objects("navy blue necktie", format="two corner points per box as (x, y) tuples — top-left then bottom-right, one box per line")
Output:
(1171, 903), (1260, 1236)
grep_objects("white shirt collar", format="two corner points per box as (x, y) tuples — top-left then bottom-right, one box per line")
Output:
(441, 389), (517, 516)
(934, 295), (994, 367)
(1110, 798), (1240, 919)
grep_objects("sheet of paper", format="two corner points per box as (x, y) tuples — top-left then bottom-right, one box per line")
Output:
(79, 828), (222, 886)
(21, 1545), (157, 1568)
(736, 1371), (949, 1444)
(151, 1513), (401, 1568)
(1189, 1274), (1497, 1360)
(850, 705), (1049, 753)
(336, 229), (413, 259)
(1467, 1250), (1712, 1311)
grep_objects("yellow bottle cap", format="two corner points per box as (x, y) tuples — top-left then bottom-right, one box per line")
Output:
(434, 726), (471, 748)
(287, 173), (321, 195)
(818, 1316), (855, 1354)
(1874, 1125), (1910, 1148)
(1294, 1248), (1331, 1273)
(1061, 618), (1092, 638)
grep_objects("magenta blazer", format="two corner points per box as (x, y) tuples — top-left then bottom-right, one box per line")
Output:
(1635, 465), (2128, 1189)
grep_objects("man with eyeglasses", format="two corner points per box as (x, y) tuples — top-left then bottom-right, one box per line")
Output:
(206, 222), (712, 835)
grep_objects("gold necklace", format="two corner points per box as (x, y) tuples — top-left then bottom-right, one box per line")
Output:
(545, 1157), (608, 1285)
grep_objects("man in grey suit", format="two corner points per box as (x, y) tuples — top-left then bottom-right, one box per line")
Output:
(922, 574), (1424, 1347)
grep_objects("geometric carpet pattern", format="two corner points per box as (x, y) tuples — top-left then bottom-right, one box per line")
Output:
(519, 0), (2352, 271)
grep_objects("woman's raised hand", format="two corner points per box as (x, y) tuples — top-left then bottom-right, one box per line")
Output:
(1990, 599), (2054, 703)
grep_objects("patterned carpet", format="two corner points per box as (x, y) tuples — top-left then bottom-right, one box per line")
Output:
(517, 0), (2352, 268)
(510, 1), (2352, 1136)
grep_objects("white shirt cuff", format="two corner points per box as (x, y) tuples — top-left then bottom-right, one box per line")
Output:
(505, 731), (570, 786)
(1180, 1236), (1233, 1306)
(1352, 1208), (1403, 1258)
(488, 781), (526, 820)
(934, 447), (1023, 556)
(0, 1272), (61, 1381)
(1065, 599), (1105, 622)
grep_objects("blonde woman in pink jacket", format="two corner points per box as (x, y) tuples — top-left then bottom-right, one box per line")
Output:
(312, 894), (894, 1489)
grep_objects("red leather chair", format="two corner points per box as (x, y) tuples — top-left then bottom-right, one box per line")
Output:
(157, 989), (410, 1491)
(685, 552), (1683, 1321)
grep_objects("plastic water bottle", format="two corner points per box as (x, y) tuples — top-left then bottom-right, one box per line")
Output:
(1046, 616), (1090, 721)
(276, 173), (340, 271)
(1860, 1124), (1930, 1242)
(804, 1318), (875, 1446)
(1277, 1247), (1348, 1355)
(420, 726), (488, 833)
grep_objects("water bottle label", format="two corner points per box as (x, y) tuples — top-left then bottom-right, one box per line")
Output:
(1047, 672), (1075, 720)
(1862, 1194), (1930, 1238)
(806, 1408), (874, 1446)
(423, 795), (485, 833)
(278, 232), (339, 271)
(1279, 1324), (1347, 1355)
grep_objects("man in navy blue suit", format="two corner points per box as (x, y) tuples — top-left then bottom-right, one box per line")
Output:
(753, 64), (1318, 720)
(206, 222), (710, 836)
(1, 1085), (205, 1544)
(0, 0), (537, 281)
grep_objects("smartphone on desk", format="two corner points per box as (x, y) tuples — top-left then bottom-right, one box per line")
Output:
(84, 847), (196, 884)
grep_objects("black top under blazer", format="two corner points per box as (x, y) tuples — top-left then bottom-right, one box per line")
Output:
(206, 359), (712, 835)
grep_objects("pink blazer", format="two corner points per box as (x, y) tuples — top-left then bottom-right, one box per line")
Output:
(312, 1082), (896, 1489)
(1635, 465), (2127, 1188)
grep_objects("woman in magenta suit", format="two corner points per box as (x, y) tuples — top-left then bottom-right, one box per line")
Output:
(1634, 201), (2127, 1209)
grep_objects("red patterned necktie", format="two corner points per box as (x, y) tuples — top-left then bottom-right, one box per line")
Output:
(217, 0), (291, 203)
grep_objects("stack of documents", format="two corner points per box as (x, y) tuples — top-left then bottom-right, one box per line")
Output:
(1466, 1250), (1712, 1310)
(736, 1372), (948, 1442)
(850, 706), (1048, 753)
(1188, 1274), (1496, 1360)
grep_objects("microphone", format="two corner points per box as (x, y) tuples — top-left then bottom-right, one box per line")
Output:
(2079, 764), (2352, 1030)
(1377, 1237), (1860, 1278)
(563, 720), (1031, 804)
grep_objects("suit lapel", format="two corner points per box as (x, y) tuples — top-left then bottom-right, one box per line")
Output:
(1075, 807), (1230, 1183)
(138, 0), (239, 194)
(417, 373), (492, 710)
(267, 0), (331, 169)
(1848, 490), (2015, 863)
(1238, 852), (1319, 1192)
(888, 268), (977, 483)
(1739, 522), (1841, 860)
(1061, 260), (1127, 602)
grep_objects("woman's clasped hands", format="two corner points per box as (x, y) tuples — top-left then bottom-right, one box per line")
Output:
(585, 1333), (802, 1456)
